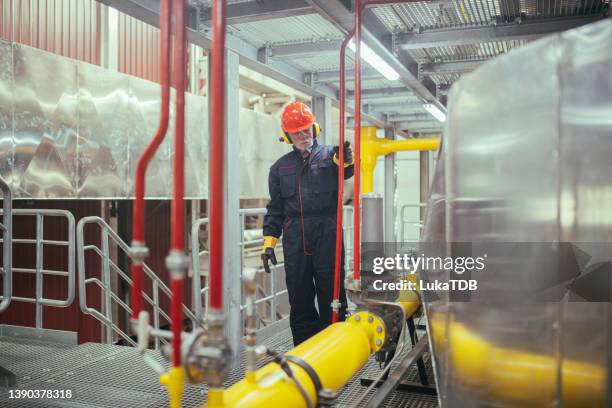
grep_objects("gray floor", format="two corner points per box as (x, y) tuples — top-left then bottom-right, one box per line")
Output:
(0, 328), (439, 407)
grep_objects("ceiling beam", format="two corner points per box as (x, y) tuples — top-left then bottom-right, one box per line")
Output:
(347, 86), (416, 99)
(388, 113), (434, 122)
(305, 0), (445, 112)
(267, 39), (343, 59)
(351, 101), (424, 114)
(312, 66), (381, 83)
(395, 15), (603, 50)
(199, 0), (315, 26)
(420, 59), (485, 75)
(394, 121), (444, 131)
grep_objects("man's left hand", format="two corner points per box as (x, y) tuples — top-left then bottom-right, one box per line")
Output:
(333, 141), (354, 167)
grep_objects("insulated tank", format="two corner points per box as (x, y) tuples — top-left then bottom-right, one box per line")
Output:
(421, 19), (612, 408)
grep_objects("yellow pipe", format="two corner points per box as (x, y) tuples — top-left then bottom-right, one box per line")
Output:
(160, 366), (185, 408)
(429, 314), (606, 407)
(361, 126), (440, 194)
(205, 312), (385, 408)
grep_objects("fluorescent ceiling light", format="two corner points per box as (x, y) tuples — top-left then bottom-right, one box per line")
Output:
(348, 39), (400, 81)
(423, 103), (446, 122)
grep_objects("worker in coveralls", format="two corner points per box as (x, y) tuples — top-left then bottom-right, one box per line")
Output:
(261, 101), (354, 346)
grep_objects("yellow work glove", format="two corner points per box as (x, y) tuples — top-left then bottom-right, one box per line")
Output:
(261, 236), (278, 274)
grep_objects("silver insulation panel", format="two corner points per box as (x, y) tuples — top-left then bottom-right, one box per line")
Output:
(421, 19), (612, 407)
(0, 40), (288, 199)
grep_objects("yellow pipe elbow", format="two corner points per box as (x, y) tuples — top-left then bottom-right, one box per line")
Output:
(360, 127), (440, 193)
(377, 137), (440, 156)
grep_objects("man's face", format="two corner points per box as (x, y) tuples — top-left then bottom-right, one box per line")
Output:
(289, 128), (314, 152)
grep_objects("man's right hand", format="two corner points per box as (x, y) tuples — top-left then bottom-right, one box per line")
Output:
(261, 236), (278, 273)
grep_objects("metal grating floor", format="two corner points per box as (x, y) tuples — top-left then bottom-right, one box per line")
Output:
(0, 328), (438, 407)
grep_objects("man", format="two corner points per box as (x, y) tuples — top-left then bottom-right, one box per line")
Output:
(261, 102), (354, 346)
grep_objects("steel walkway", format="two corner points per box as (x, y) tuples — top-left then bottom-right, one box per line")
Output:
(0, 327), (438, 408)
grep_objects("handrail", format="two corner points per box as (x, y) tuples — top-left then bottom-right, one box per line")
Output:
(0, 176), (12, 313)
(399, 203), (426, 242)
(77, 216), (200, 347)
(0, 209), (75, 328)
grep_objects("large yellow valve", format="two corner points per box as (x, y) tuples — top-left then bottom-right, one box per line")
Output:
(205, 312), (387, 408)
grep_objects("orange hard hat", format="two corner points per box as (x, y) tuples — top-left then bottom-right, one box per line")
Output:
(281, 102), (316, 134)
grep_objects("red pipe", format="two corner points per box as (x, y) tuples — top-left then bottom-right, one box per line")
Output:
(208, 0), (226, 312)
(332, 29), (355, 323)
(353, 0), (363, 282)
(346, 0), (424, 285)
(130, 0), (172, 320)
(170, 0), (186, 368)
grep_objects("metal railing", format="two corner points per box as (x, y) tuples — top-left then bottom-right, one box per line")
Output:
(191, 208), (287, 327)
(75, 205), (355, 347)
(399, 203), (427, 242)
(77, 216), (201, 349)
(0, 209), (75, 327)
(343, 206), (354, 273)
(191, 206), (355, 331)
(0, 176), (12, 313)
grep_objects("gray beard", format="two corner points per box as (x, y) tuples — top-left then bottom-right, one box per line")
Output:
(295, 141), (313, 155)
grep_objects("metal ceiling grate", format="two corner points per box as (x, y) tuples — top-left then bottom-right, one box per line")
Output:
(428, 72), (464, 85)
(372, 0), (607, 32)
(230, 14), (343, 48)
(289, 53), (347, 73)
(407, 39), (527, 62)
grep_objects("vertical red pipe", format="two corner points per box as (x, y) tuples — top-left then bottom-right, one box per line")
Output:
(353, 0), (362, 282)
(170, 0), (186, 368)
(332, 30), (355, 323)
(208, 0), (226, 313)
(130, 0), (171, 320)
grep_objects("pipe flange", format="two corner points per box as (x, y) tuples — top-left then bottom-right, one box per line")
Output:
(183, 328), (233, 386)
(344, 277), (361, 292)
(129, 242), (150, 263)
(165, 250), (189, 278)
(347, 311), (386, 353)
(205, 310), (227, 329)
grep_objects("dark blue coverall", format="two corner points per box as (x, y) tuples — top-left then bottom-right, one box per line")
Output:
(263, 139), (353, 345)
